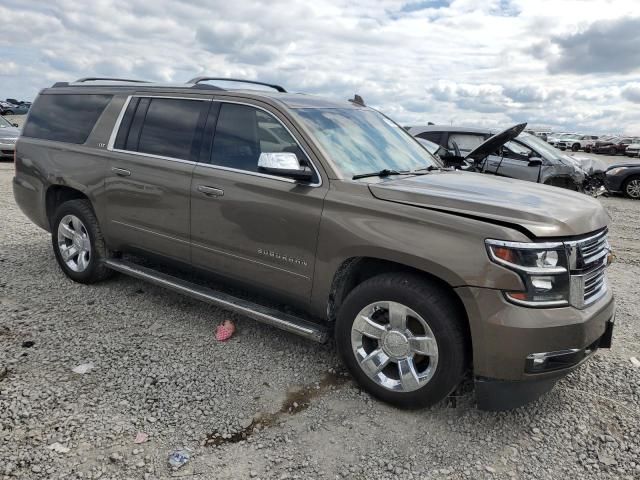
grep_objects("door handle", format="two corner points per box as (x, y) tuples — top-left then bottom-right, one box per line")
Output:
(112, 167), (131, 177)
(197, 185), (224, 197)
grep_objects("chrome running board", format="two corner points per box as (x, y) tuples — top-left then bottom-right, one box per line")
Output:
(104, 259), (328, 343)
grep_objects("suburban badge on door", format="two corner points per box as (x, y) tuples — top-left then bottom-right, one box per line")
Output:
(257, 248), (308, 267)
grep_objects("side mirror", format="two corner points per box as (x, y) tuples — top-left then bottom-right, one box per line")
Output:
(257, 152), (313, 182)
(528, 157), (543, 167)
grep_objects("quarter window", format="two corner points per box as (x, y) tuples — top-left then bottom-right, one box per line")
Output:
(22, 94), (112, 144)
(211, 103), (306, 174)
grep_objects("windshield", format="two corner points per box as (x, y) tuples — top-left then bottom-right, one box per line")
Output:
(0, 116), (12, 128)
(294, 108), (439, 177)
(517, 132), (576, 164)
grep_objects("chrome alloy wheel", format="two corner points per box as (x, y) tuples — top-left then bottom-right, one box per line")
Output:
(351, 301), (439, 392)
(57, 215), (92, 272)
(626, 179), (640, 199)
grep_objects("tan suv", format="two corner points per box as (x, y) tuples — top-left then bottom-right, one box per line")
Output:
(13, 77), (615, 410)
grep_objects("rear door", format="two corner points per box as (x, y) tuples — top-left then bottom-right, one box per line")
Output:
(105, 95), (210, 262)
(190, 100), (327, 303)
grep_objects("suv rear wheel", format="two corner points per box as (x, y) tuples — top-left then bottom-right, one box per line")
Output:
(51, 200), (114, 283)
(335, 273), (467, 408)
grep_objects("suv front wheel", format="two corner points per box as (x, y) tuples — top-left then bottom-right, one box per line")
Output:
(335, 273), (468, 408)
(51, 199), (114, 283)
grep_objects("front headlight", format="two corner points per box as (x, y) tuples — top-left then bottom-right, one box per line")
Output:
(486, 239), (570, 307)
(607, 167), (627, 176)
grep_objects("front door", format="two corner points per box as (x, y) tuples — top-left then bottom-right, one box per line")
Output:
(105, 95), (209, 262)
(486, 141), (541, 183)
(190, 101), (327, 302)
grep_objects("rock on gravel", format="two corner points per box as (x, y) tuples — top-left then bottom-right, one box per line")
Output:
(1, 161), (640, 479)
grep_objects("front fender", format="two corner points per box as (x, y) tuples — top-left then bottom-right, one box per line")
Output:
(309, 187), (527, 318)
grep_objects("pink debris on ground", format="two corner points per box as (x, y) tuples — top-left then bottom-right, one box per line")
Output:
(215, 320), (236, 342)
(134, 432), (149, 444)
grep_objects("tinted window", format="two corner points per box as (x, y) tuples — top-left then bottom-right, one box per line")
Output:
(417, 132), (443, 145)
(211, 103), (304, 172)
(23, 94), (112, 144)
(136, 98), (205, 160)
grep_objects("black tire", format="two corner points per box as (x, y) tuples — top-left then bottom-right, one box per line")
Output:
(5, 110), (13, 115)
(571, 143), (580, 152)
(623, 175), (640, 200)
(51, 199), (114, 283)
(609, 147), (617, 155)
(335, 273), (468, 409)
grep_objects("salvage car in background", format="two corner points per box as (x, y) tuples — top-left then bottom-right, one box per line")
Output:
(0, 115), (20, 160)
(557, 134), (598, 152)
(409, 124), (587, 190)
(1, 103), (29, 115)
(593, 137), (637, 155)
(624, 142), (640, 157)
(605, 162), (640, 199)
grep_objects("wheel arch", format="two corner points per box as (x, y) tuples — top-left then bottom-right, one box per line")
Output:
(326, 256), (472, 358)
(45, 185), (91, 229)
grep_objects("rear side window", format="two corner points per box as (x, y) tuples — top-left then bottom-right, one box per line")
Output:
(115, 97), (206, 161)
(23, 94), (112, 144)
(447, 133), (486, 153)
(211, 103), (305, 173)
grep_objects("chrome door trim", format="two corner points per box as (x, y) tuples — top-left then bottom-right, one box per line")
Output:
(111, 220), (191, 245)
(191, 241), (310, 279)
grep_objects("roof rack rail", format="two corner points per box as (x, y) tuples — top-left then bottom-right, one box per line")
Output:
(187, 77), (286, 93)
(74, 77), (152, 84)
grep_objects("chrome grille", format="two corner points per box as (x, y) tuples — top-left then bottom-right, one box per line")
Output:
(568, 229), (610, 308)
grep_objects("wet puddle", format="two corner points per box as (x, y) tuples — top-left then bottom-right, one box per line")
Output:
(204, 370), (349, 447)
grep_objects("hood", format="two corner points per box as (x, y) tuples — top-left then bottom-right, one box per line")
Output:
(568, 155), (608, 174)
(465, 123), (527, 163)
(0, 126), (20, 139)
(607, 160), (640, 170)
(368, 170), (608, 238)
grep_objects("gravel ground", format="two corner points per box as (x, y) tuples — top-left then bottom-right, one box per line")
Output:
(1, 158), (639, 480)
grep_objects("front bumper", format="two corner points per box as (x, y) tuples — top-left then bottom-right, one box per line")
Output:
(0, 143), (15, 159)
(455, 286), (615, 410)
(604, 174), (625, 193)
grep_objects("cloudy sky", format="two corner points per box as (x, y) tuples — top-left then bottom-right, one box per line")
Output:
(1, 0), (639, 133)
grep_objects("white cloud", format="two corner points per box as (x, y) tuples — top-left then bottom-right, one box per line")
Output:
(1, 0), (639, 134)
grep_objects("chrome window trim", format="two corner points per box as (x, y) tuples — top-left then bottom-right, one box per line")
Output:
(209, 99), (323, 187)
(107, 95), (323, 187)
(109, 148), (198, 166)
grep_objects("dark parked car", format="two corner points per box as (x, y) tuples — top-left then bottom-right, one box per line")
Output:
(605, 162), (640, 199)
(408, 124), (586, 190)
(593, 137), (637, 155)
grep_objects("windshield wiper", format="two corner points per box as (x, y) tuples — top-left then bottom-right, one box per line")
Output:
(352, 168), (430, 180)
(411, 165), (441, 172)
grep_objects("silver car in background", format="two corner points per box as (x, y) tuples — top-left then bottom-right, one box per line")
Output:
(409, 124), (586, 190)
(0, 116), (20, 160)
